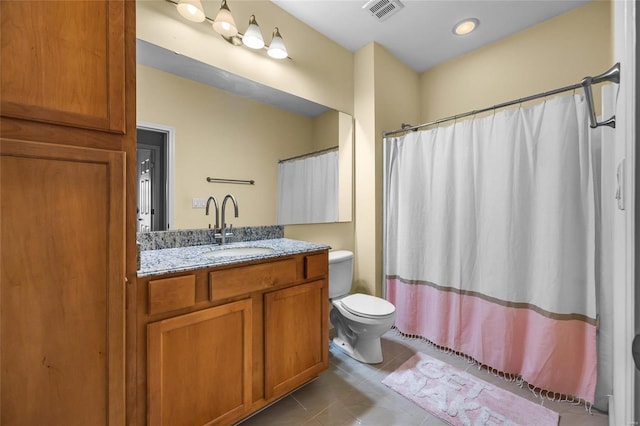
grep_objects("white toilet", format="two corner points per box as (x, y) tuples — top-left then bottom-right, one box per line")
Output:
(328, 250), (396, 364)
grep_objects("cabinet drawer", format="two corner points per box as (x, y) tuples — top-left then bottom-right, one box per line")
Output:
(304, 252), (328, 280)
(148, 275), (196, 315)
(209, 259), (297, 301)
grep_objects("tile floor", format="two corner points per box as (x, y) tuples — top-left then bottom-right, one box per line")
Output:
(240, 330), (608, 426)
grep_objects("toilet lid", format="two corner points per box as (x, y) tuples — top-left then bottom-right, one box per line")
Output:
(329, 250), (353, 262)
(341, 293), (395, 318)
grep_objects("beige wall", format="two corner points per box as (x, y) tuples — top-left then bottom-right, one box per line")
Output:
(353, 44), (377, 295)
(137, 64), (315, 229)
(338, 112), (354, 223)
(312, 110), (338, 151)
(419, 0), (613, 123)
(354, 44), (421, 296)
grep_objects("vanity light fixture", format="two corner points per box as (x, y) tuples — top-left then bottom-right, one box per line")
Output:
(453, 18), (479, 36)
(267, 27), (288, 59)
(242, 15), (265, 49)
(176, 0), (206, 22)
(212, 0), (237, 37)
(170, 0), (290, 59)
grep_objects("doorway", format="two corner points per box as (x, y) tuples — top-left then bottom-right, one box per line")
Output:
(136, 126), (172, 231)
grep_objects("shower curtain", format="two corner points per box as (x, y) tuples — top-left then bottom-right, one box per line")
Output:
(277, 150), (339, 224)
(383, 94), (606, 404)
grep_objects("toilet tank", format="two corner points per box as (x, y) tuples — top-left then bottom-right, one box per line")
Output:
(328, 250), (353, 299)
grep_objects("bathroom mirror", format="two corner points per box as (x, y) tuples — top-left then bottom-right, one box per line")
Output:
(136, 39), (353, 231)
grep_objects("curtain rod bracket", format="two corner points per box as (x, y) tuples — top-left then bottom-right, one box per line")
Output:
(582, 63), (620, 128)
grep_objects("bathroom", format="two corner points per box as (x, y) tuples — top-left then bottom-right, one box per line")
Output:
(1, 0), (637, 425)
(134, 0), (635, 424)
(137, 1), (636, 422)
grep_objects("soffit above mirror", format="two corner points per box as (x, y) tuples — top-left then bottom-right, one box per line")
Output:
(137, 38), (330, 118)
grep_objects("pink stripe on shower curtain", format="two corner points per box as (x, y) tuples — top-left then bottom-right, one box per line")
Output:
(387, 277), (597, 402)
(383, 94), (601, 403)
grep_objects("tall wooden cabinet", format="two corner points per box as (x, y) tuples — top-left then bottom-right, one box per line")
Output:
(0, 1), (137, 425)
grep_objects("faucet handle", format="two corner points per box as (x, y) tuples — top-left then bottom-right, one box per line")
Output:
(213, 230), (223, 244)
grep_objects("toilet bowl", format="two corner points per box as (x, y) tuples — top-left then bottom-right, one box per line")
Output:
(328, 250), (396, 364)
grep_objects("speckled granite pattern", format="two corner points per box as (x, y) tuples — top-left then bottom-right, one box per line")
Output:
(137, 225), (283, 251)
(138, 238), (330, 277)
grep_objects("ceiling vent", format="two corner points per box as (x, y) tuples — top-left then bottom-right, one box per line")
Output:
(363, 0), (404, 22)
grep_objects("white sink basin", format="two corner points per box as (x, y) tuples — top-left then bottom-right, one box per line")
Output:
(202, 246), (275, 258)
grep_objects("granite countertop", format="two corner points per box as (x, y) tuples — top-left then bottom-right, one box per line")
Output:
(138, 238), (331, 278)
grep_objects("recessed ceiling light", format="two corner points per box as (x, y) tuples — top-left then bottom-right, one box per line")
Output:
(453, 18), (479, 36)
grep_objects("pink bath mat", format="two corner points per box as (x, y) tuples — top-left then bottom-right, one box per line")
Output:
(382, 352), (559, 425)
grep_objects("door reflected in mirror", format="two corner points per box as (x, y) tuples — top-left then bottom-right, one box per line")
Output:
(136, 127), (169, 231)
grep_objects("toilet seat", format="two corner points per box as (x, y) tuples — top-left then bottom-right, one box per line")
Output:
(340, 293), (395, 319)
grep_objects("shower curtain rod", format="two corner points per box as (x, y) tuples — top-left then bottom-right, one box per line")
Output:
(383, 63), (620, 138)
(278, 145), (338, 163)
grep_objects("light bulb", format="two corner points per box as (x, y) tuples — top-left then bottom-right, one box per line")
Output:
(176, 0), (205, 23)
(242, 15), (265, 50)
(212, 0), (238, 37)
(453, 18), (479, 36)
(267, 27), (288, 59)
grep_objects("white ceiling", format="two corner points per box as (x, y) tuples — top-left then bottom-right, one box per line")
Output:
(271, 0), (592, 72)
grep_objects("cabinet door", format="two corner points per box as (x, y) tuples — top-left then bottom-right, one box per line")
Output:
(0, 139), (126, 425)
(148, 299), (252, 426)
(1, 0), (125, 133)
(264, 280), (329, 399)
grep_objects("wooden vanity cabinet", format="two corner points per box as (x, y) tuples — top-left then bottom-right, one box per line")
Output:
(138, 250), (329, 426)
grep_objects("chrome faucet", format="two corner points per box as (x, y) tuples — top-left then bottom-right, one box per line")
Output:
(219, 194), (239, 245)
(205, 196), (219, 230)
